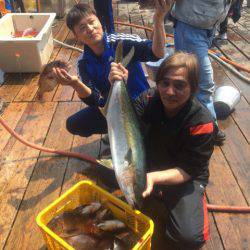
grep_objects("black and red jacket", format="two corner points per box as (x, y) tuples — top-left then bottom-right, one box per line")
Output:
(133, 88), (215, 185)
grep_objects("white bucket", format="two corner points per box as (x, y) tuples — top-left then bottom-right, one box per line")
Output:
(214, 85), (241, 119)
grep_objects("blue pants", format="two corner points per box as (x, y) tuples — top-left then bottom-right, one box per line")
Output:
(174, 21), (217, 121)
(66, 106), (107, 137)
(94, 0), (115, 34)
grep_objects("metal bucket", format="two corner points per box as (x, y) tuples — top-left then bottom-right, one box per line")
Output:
(214, 85), (241, 119)
(145, 47), (174, 81)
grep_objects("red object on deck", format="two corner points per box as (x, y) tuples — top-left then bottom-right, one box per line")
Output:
(13, 28), (38, 38)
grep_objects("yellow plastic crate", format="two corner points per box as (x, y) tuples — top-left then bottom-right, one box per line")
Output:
(36, 180), (154, 250)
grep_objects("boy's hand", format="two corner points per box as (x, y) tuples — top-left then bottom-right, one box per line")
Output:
(108, 62), (128, 85)
(52, 67), (78, 86)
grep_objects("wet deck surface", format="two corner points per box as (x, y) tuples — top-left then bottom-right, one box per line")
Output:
(0, 0), (249, 249)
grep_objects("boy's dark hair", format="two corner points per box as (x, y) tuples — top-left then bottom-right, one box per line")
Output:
(156, 52), (199, 93)
(66, 3), (97, 31)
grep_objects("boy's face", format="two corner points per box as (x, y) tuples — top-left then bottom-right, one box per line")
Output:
(157, 67), (191, 115)
(73, 14), (103, 46)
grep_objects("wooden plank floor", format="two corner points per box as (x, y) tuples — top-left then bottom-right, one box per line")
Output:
(0, 1), (249, 249)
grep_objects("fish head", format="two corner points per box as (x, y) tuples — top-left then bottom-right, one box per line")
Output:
(77, 202), (102, 216)
(37, 60), (70, 99)
(38, 75), (57, 91)
(47, 215), (65, 235)
(54, 212), (84, 234)
(116, 161), (139, 209)
(124, 185), (144, 210)
(107, 148), (146, 209)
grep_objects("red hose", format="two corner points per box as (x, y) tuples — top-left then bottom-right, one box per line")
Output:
(207, 204), (250, 213)
(0, 116), (98, 165)
(0, 116), (249, 213)
(209, 50), (250, 74)
(114, 20), (174, 38)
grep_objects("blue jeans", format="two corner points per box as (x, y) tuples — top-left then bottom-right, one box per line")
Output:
(66, 106), (107, 137)
(174, 21), (217, 122)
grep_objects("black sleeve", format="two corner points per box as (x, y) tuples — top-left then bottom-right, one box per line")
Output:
(133, 88), (158, 123)
(133, 92), (147, 119)
(77, 59), (103, 107)
(179, 122), (215, 179)
(122, 37), (160, 63)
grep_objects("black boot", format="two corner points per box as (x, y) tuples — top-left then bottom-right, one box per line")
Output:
(214, 129), (226, 145)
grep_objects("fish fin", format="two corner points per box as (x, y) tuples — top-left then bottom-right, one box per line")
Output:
(96, 159), (113, 169)
(122, 46), (135, 68)
(99, 106), (107, 117)
(115, 41), (123, 63)
(124, 148), (132, 164)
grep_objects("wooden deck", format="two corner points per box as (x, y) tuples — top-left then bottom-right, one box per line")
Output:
(0, 1), (249, 249)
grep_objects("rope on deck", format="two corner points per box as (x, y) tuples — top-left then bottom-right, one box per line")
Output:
(53, 38), (83, 53)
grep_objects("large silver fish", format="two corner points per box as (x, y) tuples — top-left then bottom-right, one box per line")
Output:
(100, 42), (147, 208)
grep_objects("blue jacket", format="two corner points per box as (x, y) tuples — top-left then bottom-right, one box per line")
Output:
(77, 33), (159, 107)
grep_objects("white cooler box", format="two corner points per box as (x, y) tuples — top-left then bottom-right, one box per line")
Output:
(0, 13), (56, 73)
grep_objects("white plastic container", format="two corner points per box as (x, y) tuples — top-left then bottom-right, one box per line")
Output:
(214, 85), (241, 119)
(0, 13), (56, 73)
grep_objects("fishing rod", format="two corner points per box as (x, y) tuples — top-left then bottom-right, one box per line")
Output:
(0, 114), (249, 213)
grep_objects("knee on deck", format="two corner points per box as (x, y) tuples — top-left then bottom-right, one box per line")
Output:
(66, 116), (92, 137)
(166, 226), (207, 249)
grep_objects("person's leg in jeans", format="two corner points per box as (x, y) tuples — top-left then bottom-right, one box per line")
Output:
(174, 21), (217, 120)
(94, 0), (115, 33)
(66, 106), (107, 137)
(163, 181), (209, 250)
(174, 21), (225, 143)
